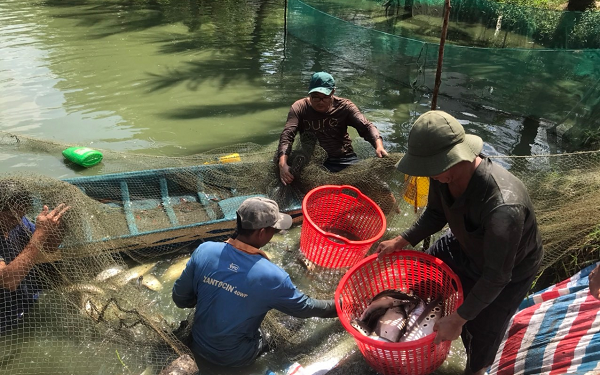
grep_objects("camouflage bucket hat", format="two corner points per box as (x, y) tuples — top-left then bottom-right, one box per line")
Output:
(396, 110), (483, 177)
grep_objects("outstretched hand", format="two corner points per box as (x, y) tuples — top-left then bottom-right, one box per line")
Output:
(35, 203), (70, 251)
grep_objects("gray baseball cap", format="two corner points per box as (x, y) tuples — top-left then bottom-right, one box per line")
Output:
(237, 197), (293, 230)
(396, 110), (483, 177)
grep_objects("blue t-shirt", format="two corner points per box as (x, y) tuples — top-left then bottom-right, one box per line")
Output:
(172, 241), (335, 367)
(0, 217), (41, 334)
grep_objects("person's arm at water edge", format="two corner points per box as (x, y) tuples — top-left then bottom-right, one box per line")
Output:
(345, 100), (388, 158)
(271, 276), (337, 319)
(374, 138), (388, 158)
(0, 204), (69, 291)
(277, 104), (302, 185)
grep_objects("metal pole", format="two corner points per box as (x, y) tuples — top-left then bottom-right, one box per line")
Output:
(431, 0), (451, 110)
(283, 0), (288, 49)
(424, 0), (451, 251)
(281, 0), (289, 67)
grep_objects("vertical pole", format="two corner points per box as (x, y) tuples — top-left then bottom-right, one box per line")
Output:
(424, 0), (451, 251)
(431, 0), (451, 110)
(283, 0), (288, 50)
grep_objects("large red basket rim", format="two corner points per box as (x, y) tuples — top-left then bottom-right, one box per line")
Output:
(334, 251), (464, 349)
(301, 185), (387, 246)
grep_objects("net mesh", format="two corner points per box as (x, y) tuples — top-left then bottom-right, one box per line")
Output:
(0, 130), (599, 374)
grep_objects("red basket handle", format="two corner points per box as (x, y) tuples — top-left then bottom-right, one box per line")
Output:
(324, 231), (349, 245)
(339, 185), (362, 201)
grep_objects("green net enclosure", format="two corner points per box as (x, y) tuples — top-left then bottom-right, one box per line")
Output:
(287, 0), (600, 148)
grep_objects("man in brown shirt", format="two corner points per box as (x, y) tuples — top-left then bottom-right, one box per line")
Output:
(277, 72), (388, 185)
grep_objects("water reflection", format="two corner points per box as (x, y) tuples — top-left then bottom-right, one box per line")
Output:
(0, 0), (558, 178)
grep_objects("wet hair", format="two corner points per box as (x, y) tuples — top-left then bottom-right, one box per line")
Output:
(0, 179), (32, 214)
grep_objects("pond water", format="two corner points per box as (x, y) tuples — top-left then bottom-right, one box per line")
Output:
(0, 0), (560, 178)
(0, 0), (561, 373)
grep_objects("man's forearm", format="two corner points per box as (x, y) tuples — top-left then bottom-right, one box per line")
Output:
(0, 233), (43, 291)
(278, 154), (288, 167)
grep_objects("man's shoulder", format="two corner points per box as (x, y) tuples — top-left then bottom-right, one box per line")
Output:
(333, 96), (355, 105)
(194, 241), (226, 253)
(11, 217), (34, 237)
(21, 217), (35, 230)
(291, 97), (310, 109)
(487, 158), (525, 186)
(254, 258), (290, 281)
(484, 158), (532, 204)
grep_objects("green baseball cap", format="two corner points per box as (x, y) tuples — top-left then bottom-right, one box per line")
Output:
(308, 72), (335, 95)
(396, 110), (483, 177)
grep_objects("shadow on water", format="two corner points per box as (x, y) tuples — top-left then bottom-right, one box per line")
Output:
(161, 101), (292, 120)
(42, 0), (168, 36)
(144, 59), (264, 93)
(41, 0), (272, 49)
(42, 0), (286, 96)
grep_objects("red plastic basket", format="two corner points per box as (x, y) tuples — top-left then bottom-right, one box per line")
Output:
(335, 251), (463, 375)
(300, 185), (386, 268)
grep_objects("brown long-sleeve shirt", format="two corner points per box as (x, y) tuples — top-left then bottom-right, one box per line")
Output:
(277, 96), (382, 159)
(402, 157), (543, 321)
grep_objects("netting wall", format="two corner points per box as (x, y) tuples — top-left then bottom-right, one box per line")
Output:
(287, 0), (600, 148)
(0, 132), (599, 373)
(0, 132), (406, 375)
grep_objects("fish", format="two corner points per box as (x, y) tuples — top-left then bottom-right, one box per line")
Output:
(63, 283), (107, 297)
(104, 262), (157, 288)
(399, 297), (443, 342)
(94, 265), (126, 282)
(138, 274), (163, 291)
(161, 256), (191, 283)
(358, 289), (421, 322)
(350, 289), (422, 342)
(399, 299), (426, 338)
(372, 305), (409, 342)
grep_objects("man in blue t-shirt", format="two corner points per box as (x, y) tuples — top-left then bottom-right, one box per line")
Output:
(0, 179), (70, 334)
(172, 197), (337, 367)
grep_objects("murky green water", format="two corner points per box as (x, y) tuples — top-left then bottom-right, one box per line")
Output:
(0, 0), (560, 178)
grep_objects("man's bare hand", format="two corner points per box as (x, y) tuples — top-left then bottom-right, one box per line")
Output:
(375, 236), (408, 261)
(433, 311), (467, 345)
(279, 164), (295, 185)
(376, 147), (388, 158)
(35, 203), (70, 251)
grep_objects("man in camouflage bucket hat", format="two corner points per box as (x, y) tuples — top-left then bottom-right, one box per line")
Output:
(377, 110), (543, 375)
